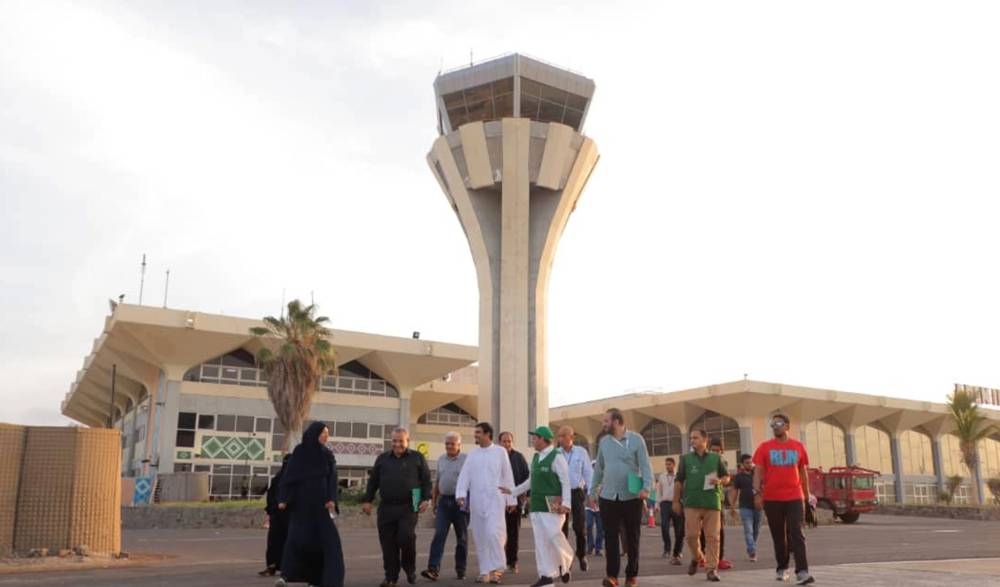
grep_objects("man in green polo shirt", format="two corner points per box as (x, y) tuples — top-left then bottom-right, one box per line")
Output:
(673, 428), (729, 582)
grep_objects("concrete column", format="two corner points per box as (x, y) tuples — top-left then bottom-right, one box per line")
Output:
(739, 426), (754, 458)
(890, 434), (905, 504)
(399, 393), (412, 429)
(931, 436), (945, 494)
(155, 379), (183, 475)
(844, 431), (858, 467)
(798, 425), (808, 449)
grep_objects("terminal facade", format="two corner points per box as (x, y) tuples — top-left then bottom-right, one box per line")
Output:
(62, 305), (1000, 504)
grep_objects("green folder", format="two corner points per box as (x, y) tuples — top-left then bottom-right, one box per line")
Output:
(411, 488), (422, 512)
(627, 472), (643, 494)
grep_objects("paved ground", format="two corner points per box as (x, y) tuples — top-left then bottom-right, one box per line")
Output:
(2, 515), (999, 586)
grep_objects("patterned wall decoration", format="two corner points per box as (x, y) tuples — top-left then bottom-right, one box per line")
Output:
(200, 436), (266, 461)
(329, 440), (383, 456)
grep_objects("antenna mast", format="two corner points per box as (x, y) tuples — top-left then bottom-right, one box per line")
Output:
(163, 269), (170, 308)
(138, 254), (147, 304)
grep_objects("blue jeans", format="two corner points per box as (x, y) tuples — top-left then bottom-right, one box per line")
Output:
(659, 501), (684, 556)
(586, 508), (604, 552)
(428, 495), (468, 573)
(739, 507), (762, 556)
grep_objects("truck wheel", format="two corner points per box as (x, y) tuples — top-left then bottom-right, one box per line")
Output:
(839, 512), (860, 524)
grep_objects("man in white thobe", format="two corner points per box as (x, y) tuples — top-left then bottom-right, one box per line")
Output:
(456, 422), (515, 583)
(509, 425), (575, 587)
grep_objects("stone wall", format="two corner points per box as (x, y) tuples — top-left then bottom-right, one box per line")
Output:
(0, 424), (121, 556)
(874, 504), (1000, 521)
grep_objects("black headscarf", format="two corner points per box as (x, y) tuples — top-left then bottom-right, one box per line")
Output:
(282, 421), (335, 484)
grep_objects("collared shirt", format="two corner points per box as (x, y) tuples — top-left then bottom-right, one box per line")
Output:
(363, 448), (432, 505)
(560, 444), (593, 491)
(655, 471), (676, 502)
(590, 429), (654, 501)
(436, 452), (467, 496)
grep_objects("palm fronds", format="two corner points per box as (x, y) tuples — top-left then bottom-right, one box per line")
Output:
(250, 300), (336, 450)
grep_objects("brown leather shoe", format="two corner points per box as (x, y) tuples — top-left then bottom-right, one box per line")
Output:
(625, 578), (638, 587)
(601, 578), (619, 587)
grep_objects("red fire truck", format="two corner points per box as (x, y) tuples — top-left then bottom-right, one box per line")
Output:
(808, 465), (880, 524)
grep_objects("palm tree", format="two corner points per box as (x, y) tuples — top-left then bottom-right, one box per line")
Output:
(946, 388), (998, 505)
(250, 300), (337, 450)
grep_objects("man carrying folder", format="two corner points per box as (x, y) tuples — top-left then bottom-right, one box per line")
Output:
(362, 427), (433, 587)
(673, 428), (730, 582)
(589, 408), (653, 587)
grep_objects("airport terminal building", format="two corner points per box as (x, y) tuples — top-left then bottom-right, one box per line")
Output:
(63, 305), (1000, 504)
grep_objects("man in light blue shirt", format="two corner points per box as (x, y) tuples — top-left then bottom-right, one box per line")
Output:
(588, 408), (653, 587)
(557, 425), (594, 572)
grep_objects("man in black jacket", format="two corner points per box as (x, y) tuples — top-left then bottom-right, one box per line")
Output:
(363, 427), (433, 587)
(499, 431), (530, 574)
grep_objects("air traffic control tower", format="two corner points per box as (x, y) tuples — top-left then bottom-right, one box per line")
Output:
(427, 54), (599, 444)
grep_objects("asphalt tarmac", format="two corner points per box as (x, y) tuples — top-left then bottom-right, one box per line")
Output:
(2, 515), (999, 586)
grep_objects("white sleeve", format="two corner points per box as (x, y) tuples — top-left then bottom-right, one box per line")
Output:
(512, 475), (531, 497)
(553, 452), (572, 504)
(499, 448), (516, 506)
(455, 453), (471, 498)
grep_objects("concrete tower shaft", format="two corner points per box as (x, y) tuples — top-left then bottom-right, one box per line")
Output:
(427, 54), (599, 444)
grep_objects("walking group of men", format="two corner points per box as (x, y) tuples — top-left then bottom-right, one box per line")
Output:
(326, 408), (816, 587)
(652, 412), (815, 584)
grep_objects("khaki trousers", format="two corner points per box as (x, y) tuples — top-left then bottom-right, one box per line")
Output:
(684, 507), (721, 571)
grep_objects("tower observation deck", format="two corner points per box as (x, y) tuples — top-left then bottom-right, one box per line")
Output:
(427, 54), (600, 443)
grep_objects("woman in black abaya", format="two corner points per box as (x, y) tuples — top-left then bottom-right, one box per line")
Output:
(260, 454), (291, 576)
(275, 421), (345, 587)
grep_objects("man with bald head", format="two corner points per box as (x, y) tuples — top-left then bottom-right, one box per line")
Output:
(557, 425), (593, 572)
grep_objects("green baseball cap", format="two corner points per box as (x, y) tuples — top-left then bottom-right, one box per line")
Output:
(528, 425), (554, 440)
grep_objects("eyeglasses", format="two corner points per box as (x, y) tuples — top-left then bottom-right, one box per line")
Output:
(770, 419), (787, 429)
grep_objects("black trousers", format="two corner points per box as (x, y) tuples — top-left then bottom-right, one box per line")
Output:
(377, 503), (418, 581)
(265, 512), (289, 568)
(658, 501), (684, 557)
(599, 497), (643, 579)
(763, 500), (808, 574)
(561, 488), (587, 559)
(504, 506), (522, 566)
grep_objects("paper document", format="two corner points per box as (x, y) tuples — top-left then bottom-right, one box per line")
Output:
(703, 473), (718, 491)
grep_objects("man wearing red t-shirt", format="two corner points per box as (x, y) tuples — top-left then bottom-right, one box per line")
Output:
(752, 413), (815, 585)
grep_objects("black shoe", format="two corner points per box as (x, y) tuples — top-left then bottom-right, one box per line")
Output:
(406, 571), (418, 584)
(561, 571), (572, 584)
(706, 570), (721, 582)
(421, 569), (439, 582)
(530, 578), (554, 587)
(380, 581), (397, 587)
(687, 559), (699, 576)
(579, 557), (588, 572)
(259, 565), (277, 576)
(457, 572), (466, 581)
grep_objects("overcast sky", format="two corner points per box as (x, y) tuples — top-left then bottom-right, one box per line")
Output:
(2, 1), (999, 426)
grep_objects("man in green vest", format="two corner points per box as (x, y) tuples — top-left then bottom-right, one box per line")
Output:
(506, 426), (575, 587)
(673, 428), (730, 582)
